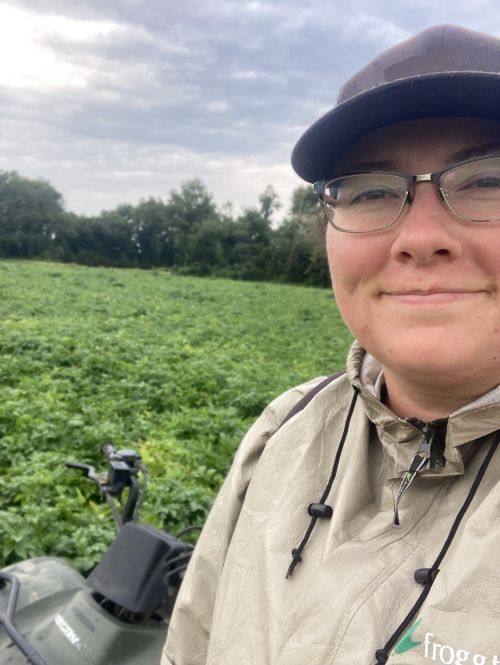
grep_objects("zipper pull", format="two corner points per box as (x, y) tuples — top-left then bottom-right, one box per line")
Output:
(393, 423), (436, 527)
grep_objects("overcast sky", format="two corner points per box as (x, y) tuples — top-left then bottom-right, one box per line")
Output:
(0, 1), (499, 218)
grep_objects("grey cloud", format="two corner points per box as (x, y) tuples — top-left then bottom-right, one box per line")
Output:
(2, 0), (500, 216)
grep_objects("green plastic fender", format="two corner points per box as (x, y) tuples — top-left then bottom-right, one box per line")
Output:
(0, 557), (167, 664)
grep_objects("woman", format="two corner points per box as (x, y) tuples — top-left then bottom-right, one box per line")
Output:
(163, 25), (500, 665)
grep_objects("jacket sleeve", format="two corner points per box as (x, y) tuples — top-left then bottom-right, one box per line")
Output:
(161, 380), (322, 665)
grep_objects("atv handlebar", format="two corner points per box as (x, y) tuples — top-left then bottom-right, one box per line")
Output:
(0, 572), (48, 665)
(64, 461), (98, 482)
(101, 441), (118, 460)
(66, 442), (145, 530)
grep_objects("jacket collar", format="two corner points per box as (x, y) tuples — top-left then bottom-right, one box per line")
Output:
(345, 341), (500, 477)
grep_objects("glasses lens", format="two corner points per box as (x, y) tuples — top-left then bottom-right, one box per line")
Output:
(323, 174), (407, 232)
(441, 156), (500, 222)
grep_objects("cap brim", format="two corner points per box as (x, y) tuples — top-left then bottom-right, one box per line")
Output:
(291, 72), (500, 183)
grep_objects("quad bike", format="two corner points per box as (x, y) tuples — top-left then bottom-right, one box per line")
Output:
(0, 443), (201, 664)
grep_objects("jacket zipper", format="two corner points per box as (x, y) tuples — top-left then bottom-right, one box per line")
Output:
(392, 423), (437, 527)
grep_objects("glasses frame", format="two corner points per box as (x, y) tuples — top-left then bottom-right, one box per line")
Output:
(313, 153), (500, 233)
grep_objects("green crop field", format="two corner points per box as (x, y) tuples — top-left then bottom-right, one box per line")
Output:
(0, 260), (352, 571)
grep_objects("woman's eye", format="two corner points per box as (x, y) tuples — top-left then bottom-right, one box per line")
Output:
(458, 174), (500, 190)
(351, 189), (397, 203)
(471, 177), (500, 188)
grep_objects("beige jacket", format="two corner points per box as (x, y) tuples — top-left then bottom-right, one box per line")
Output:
(162, 343), (500, 665)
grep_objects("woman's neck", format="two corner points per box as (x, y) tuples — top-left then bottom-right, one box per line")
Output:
(383, 369), (493, 421)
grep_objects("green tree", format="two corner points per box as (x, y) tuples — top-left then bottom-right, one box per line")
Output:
(0, 171), (65, 258)
(271, 186), (329, 285)
(259, 185), (281, 222)
(187, 217), (236, 276)
(167, 179), (218, 266)
(123, 198), (175, 268)
(232, 204), (273, 280)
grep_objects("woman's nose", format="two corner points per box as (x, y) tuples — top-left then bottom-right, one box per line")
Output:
(389, 182), (464, 264)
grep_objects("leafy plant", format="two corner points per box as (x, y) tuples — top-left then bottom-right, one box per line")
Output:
(0, 260), (352, 571)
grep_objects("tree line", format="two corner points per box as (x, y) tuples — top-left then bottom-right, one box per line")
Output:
(0, 170), (329, 286)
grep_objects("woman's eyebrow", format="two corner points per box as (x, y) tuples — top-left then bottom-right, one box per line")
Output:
(346, 144), (500, 173)
(344, 160), (395, 171)
(449, 143), (500, 163)
(349, 142), (500, 171)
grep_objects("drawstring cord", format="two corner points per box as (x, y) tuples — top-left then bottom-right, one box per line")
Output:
(285, 386), (360, 578)
(374, 430), (500, 664)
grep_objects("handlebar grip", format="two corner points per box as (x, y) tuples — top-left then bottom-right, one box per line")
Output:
(64, 461), (96, 480)
(65, 461), (90, 472)
(101, 441), (117, 460)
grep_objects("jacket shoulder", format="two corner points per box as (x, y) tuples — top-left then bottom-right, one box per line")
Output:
(232, 372), (348, 479)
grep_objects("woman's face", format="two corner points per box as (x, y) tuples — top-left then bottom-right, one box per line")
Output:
(327, 117), (500, 391)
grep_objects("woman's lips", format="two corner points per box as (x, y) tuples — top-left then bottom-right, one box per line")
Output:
(382, 290), (484, 305)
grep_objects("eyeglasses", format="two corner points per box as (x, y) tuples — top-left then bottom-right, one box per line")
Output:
(314, 154), (500, 233)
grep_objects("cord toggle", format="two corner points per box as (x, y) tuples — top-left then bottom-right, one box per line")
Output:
(414, 567), (439, 586)
(308, 503), (333, 518)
